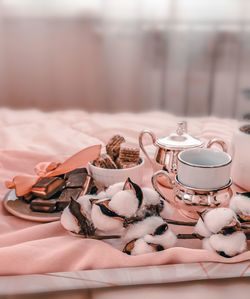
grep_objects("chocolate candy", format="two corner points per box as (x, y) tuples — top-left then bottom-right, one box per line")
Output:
(106, 135), (125, 160)
(66, 172), (89, 188)
(56, 188), (82, 211)
(64, 168), (88, 179)
(32, 177), (65, 199)
(18, 192), (35, 203)
(30, 199), (57, 213)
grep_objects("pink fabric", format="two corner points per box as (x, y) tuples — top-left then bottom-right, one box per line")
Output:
(0, 108), (248, 276)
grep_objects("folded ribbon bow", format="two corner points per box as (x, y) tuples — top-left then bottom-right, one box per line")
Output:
(5, 144), (101, 196)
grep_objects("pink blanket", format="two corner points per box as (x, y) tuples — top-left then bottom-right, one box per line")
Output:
(0, 108), (248, 275)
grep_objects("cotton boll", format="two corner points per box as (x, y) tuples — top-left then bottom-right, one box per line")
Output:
(124, 216), (164, 241)
(202, 208), (238, 234)
(109, 190), (138, 218)
(159, 200), (175, 219)
(91, 203), (124, 233)
(202, 238), (214, 252)
(230, 194), (250, 217)
(61, 206), (80, 234)
(130, 239), (156, 256)
(194, 218), (212, 238)
(144, 227), (177, 249)
(106, 182), (124, 198)
(97, 191), (108, 199)
(205, 231), (247, 257)
(142, 188), (161, 206)
(77, 194), (98, 216)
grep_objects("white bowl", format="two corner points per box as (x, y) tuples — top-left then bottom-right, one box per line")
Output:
(88, 158), (145, 187)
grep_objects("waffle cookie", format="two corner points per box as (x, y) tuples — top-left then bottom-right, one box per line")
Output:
(118, 143), (140, 164)
(93, 154), (117, 169)
(106, 135), (125, 160)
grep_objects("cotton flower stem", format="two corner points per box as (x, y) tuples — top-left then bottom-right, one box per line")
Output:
(177, 232), (250, 240)
(92, 235), (121, 240)
(177, 233), (204, 240)
(76, 234), (121, 240)
(164, 219), (196, 226)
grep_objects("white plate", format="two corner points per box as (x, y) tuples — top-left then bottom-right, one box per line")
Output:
(3, 190), (61, 222)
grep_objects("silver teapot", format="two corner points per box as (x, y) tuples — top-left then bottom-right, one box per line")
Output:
(139, 121), (227, 175)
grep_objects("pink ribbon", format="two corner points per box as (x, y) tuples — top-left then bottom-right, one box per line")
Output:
(5, 144), (101, 196)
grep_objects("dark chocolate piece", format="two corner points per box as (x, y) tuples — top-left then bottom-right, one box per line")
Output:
(64, 168), (88, 179)
(18, 193), (35, 203)
(66, 172), (88, 188)
(32, 177), (65, 199)
(56, 188), (82, 211)
(30, 199), (57, 213)
(69, 198), (95, 236)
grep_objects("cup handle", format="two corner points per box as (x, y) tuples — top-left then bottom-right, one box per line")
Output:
(207, 138), (228, 152)
(139, 130), (157, 167)
(151, 170), (173, 202)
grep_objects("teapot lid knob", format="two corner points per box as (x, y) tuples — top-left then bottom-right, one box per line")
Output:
(176, 121), (187, 136)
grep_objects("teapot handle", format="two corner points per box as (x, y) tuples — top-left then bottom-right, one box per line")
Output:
(207, 138), (228, 152)
(151, 170), (173, 203)
(139, 130), (157, 167)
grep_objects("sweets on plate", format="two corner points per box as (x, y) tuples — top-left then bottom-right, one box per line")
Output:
(17, 168), (101, 214)
(57, 188), (82, 211)
(93, 135), (141, 170)
(31, 177), (65, 199)
(30, 198), (57, 213)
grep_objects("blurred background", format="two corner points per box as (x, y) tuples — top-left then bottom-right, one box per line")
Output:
(0, 0), (249, 118)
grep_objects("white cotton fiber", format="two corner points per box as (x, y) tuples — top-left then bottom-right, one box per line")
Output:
(144, 228), (177, 249)
(77, 194), (98, 216)
(202, 238), (214, 252)
(130, 238), (155, 256)
(124, 216), (164, 241)
(159, 200), (175, 219)
(109, 190), (138, 218)
(61, 206), (80, 234)
(230, 194), (250, 216)
(194, 218), (212, 237)
(106, 182), (124, 198)
(205, 231), (247, 257)
(97, 191), (108, 199)
(142, 188), (161, 206)
(203, 208), (237, 234)
(91, 203), (124, 233)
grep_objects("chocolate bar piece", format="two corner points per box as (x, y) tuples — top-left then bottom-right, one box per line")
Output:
(31, 177), (65, 199)
(30, 199), (57, 213)
(64, 168), (88, 179)
(106, 135), (125, 160)
(18, 192), (35, 203)
(56, 188), (82, 211)
(66, 172), (89, 188)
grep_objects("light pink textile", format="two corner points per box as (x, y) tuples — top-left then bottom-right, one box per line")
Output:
(0, 108), (248, 275)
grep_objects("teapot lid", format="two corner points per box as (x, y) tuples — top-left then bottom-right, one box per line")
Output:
(156, 121), (204, 150)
